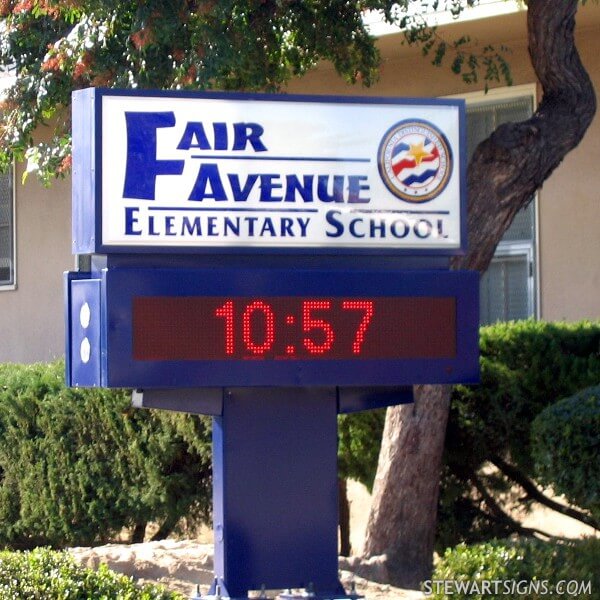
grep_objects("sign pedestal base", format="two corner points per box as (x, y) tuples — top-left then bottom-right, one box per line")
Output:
(210, 387), (360, 600)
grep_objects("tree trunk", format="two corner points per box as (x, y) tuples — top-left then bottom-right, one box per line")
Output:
(150, 513), (180, 542)
(131, 521), (147, 544)
(363, 0), (596, 589)
(362, 385), (451, 587)
(338, 477), (352, 556)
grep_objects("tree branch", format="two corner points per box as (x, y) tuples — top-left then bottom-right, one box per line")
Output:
(454, 0), (596, 273)
(490, 455), (600, 531)
(470, 474), (557, 540)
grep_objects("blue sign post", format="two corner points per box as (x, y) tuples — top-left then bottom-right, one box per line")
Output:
(66, 88), (478, 599)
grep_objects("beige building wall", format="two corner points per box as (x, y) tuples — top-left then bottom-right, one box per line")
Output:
(0, 164), (71, 363)
(538, 16), (600, 321)
(0, 5), (598, 364)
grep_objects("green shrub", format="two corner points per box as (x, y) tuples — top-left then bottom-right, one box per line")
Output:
(338, 409), (385, 490)
(429, 537), (600, 599)
(0, 547), (183, 599)
(439, 320), (600, 549)
(0, 361), (212, 548)
(451, 320), (600, 474)
(531, 385), (600, 520)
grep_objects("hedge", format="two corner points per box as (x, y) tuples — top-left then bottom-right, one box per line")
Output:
(429, 537), (599, 599)
(438, 319), (600, 549)
(0, 547), (183, 599)
(531, 384), (600, 520)
(0, 361), (212, 548)
(1, 320), (598, 551)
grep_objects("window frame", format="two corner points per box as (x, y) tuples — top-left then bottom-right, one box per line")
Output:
(448, 83), (540, 322)
(480, 242), (536, 324)
(0, 162), (16, 291)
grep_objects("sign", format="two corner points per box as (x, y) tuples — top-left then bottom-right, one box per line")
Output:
(72, 88), (466, 255)
(67, 88), (478, 599)
(65, 267), (479, 388)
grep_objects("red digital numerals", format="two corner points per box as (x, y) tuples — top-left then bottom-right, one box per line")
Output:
(133, 295), (456, 362)
(214, 298), (374, 358)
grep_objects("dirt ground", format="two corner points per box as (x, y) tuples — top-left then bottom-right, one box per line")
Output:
(67, 480), (594, 599)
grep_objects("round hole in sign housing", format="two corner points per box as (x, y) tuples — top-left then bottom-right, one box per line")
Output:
(80, 302), (91, 329)
(80, 337), (91, 364)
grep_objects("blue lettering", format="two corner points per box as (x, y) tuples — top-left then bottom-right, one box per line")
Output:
(228, 174), (259, 201)
(325, 210), (344, 238)
(414, 219), (433, 238)
(224, 217), (241, 236)
(317, 175), (344, 202)
(176, 122), (211, 150)
(189, 164), (227, 201)
(260, 218), (276, 236)
(182, 216), (202, 235)
(177, 122), (267, 152)
(123, 112), (184, 200)
(391, 219), (410, 238)
(349, 218), (365, 238)
(213, 123), (228, 150)
(285, 175), (314, 202)
(280, 218), (294, 236)
(208, 216), (218, 235)
(247, 216), (259, 236)
(369, 219), (386, 237)
(347, 175), (370, 203)
(437, 219), (448, 238)
(165, 215), (176, 236)
(259, 174), (283, 202)
(149, 215), (159, 236)
(232, 123), (267, 151)
(124, 207), (142, 235)
(297, 217), (310, 237)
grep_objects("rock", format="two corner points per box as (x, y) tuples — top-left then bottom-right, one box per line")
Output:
(68, 541), (424, 599)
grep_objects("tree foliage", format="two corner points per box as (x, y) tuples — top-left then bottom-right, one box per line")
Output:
(0, 547), (183, 599)
(531, 384), (600, 521)
(338, 409), (385, 492)
(332, 322), (600, 551)
(431, 537), (600, 599)
(0, 361), (212, 549)
(438, 320), (600, 550)
(0, 0), (513, 183)
(364, 0), (596, 586)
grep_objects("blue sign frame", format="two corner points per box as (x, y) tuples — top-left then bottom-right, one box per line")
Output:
(66, 266), (478, 389)
(72, 87), (467, 257)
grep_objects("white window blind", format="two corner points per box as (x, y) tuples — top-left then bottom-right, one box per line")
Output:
(466, 95), (536, 325)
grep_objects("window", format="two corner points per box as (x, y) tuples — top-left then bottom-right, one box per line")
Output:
(465, 90), (537, 325)
(0, 166), (15, 287)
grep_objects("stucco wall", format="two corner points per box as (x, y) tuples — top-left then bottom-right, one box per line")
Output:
(0, 165), (72, 363)
(537, 21), (600, 321)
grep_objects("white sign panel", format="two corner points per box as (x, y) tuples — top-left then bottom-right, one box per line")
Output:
(93, 90), (465, 253)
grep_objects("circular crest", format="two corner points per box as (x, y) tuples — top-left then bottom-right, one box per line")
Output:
(378, 119), (452, 203)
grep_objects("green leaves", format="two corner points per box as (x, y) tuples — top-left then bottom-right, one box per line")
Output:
(0, 361), (212, 548)
(0, 0), (385, 182)
(439, 320), (600, 549)
(0, 547), (183, 599)
(0, 0), (516, 183)
(532, 385), (600, 519)
(338, 408), (385, 491)
(431, 538), (600, 599)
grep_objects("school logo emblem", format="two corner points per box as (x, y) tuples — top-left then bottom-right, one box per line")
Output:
(378, 119), (452, 203)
